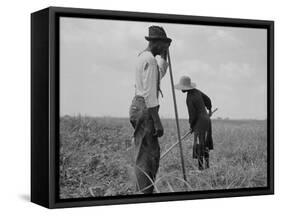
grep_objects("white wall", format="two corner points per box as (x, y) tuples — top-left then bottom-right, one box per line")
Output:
(0, 0), (279, 215)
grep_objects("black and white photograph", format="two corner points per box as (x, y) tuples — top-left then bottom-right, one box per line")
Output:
(59, 16), (269, 199)
(1, 0), (280, 214)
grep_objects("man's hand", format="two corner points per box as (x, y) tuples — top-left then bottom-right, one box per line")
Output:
(160, 42), (171, 60)
(148, 106), (164, 137)
(208, 109), (212, 117)
(160, 50), (168, 61)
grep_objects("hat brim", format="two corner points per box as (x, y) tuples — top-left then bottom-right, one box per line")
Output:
(145, 36), (172, 43)
(174, 82), (196, 90)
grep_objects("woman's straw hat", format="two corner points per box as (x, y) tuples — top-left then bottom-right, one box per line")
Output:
(174, 76), (196, 90)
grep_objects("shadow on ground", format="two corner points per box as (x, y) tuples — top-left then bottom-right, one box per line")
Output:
(19, 194), (30, 202)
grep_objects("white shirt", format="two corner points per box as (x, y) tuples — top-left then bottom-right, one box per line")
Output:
(135, 51), (169, 108)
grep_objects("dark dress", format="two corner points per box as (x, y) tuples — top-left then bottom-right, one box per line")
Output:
(186, 89), (213, 159)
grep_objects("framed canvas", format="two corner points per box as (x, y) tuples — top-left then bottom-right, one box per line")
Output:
(31, 6), (274, 208)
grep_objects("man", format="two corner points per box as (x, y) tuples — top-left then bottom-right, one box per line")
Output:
(129, 26), (172, 193)
(175, 76), (213, 170)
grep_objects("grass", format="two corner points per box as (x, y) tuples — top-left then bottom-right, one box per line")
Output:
(59, 116), (267, 198)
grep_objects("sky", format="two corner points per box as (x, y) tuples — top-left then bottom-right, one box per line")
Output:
(60, 17), (267, 120)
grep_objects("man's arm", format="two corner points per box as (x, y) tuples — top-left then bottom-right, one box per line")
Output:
(142, 60), (159, 108)
(148, 106), (163, 137)
(142, 58), (164, 137)
(156, 55), (169, 79)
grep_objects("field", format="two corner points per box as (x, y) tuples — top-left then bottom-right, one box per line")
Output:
(59, 116), (267, 198)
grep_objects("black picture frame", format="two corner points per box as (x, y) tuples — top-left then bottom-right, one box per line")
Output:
(31, 6), (274, 208)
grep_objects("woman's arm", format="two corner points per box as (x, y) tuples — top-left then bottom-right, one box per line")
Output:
(200, 91), (212, 116)
(186, 97), (197, 131)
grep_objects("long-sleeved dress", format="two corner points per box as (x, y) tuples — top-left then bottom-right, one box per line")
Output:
(186, 89), (213, 158)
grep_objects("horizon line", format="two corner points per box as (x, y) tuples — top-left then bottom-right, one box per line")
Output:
(60, 114), (267, 121)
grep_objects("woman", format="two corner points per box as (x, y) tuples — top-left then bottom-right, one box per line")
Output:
(175, 76), (213, 170)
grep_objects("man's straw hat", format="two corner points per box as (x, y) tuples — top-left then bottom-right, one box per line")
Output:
(175, 76), (196, 90)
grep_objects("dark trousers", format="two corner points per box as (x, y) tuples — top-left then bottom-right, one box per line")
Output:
(129, 96), (160, 194)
